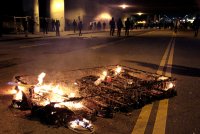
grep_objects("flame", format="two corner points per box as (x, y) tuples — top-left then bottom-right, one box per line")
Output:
(163, 82), (175, 91)
(13, 89), (23, 101)
(69, 92), (75, 98)
(69, 118), (92, 129)
(12, 72), (83, 110)
(94, 70), (107, 85)
(115, 66), (122, 75)
(158, 76), (168, 81)
(37, 72), (46, 85)
(54, 101), (83, 109)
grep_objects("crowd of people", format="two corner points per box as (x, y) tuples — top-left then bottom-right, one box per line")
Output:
(0, 15), (199, 38)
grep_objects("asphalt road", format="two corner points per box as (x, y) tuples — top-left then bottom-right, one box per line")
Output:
(0, 29), (200, 134)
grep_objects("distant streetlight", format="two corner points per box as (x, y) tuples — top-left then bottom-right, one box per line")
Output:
(119, 4), (129, 9)
(137, 12), (143, 16)
(95, 12), (112, 21)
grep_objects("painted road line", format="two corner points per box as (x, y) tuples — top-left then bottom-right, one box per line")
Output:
(152, 36), (175, 134)
(165, 37), (175, 77)
(132, 104), (153, 134)
(156, 37), (173, 75)
(20, 43), (49, 48)
(132, 33), (175, 134)
(152, 99), (169, 134)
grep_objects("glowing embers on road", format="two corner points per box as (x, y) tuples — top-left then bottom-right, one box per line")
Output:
(9, 65), (176, 133)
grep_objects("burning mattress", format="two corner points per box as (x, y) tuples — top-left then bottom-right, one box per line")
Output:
(9, 65), (177, 133)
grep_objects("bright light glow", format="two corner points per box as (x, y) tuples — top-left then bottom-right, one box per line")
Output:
(164, 82), (175, 91)
(137, 12), (143, 16)
(158, 76), (168, 81)
(69, 92), (75, 98)
(120, 4), (128, 9)
(54, 102), (83, 109)
(55, 2), (62, 9)
(94, 70), (108, 85)
(69, 118), (92, 129)
(115, 66), (122, 75)
(95, 13), (112, 21)
(52, 0), (64, 10)
(13, 89), (23, 101)
(137, 21), (146, 24)
(37, 72), (46, 85)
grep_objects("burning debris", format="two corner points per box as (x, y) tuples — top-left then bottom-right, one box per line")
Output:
(9, 65), (177, 133)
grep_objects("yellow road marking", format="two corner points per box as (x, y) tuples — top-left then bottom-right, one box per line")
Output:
(132, 104), (153, 134)
(157, 38), (173, 75)
(152, 99), (169, 134)
(131, 33), (175, 134)
(152, 36), (175, 134)
(165, 37), (175, 77)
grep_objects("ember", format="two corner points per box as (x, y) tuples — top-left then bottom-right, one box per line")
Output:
(9, 65), (177, 133)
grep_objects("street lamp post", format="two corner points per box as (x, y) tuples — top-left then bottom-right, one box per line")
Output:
(33, 0), (40, 33)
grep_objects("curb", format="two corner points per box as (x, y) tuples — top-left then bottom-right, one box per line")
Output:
(0, 31), (107, 42)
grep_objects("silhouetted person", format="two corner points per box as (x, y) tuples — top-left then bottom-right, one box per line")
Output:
(89, 22), (93, 30)
(109, 17), (115, 36)
(125, 18), (131, 36)
(23, 19), (28, 37)
(41, 18), (48, 34)
(103, 22), (106, 30)
(117, 18), (123, 37)
(78, 20), (83, 36)
(73, 19), (77, 33)
(55, 20), (60, 36)
(52, 19), (55, 31)
(94, 22), (97, 30)
(97, 21), (102, 31)
(193, 15), (200, 37)
(174, 19), (180, 33)
(28, 17), (35, 34)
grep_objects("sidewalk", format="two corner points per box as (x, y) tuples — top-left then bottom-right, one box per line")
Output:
(0, 30), (107, 42)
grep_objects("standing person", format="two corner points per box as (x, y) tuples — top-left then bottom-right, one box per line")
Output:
(117, 18), (123, 37)
(125, 18), (131, 36)
(97, 21), (102, 31)
(109, 17), (115, 36)
(73, 19), (77, 33)
(193, 15), (200, 37)
(103, 22), (106, 30)
(28, 17), (34, 34)
(78, 20), (83, 36)
(174, 19), (180, 33)
(55, 19), (60, 36)
(89, 22), (93, 30)
(41, 18), (48, 35)
(94, 22), (97, 30)
(52, 19), (55, 31)
(23, 18), (28, 37)
(44, 18), (48, 34)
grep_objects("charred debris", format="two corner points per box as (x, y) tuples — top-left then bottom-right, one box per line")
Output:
(10, 65), (177, 133)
